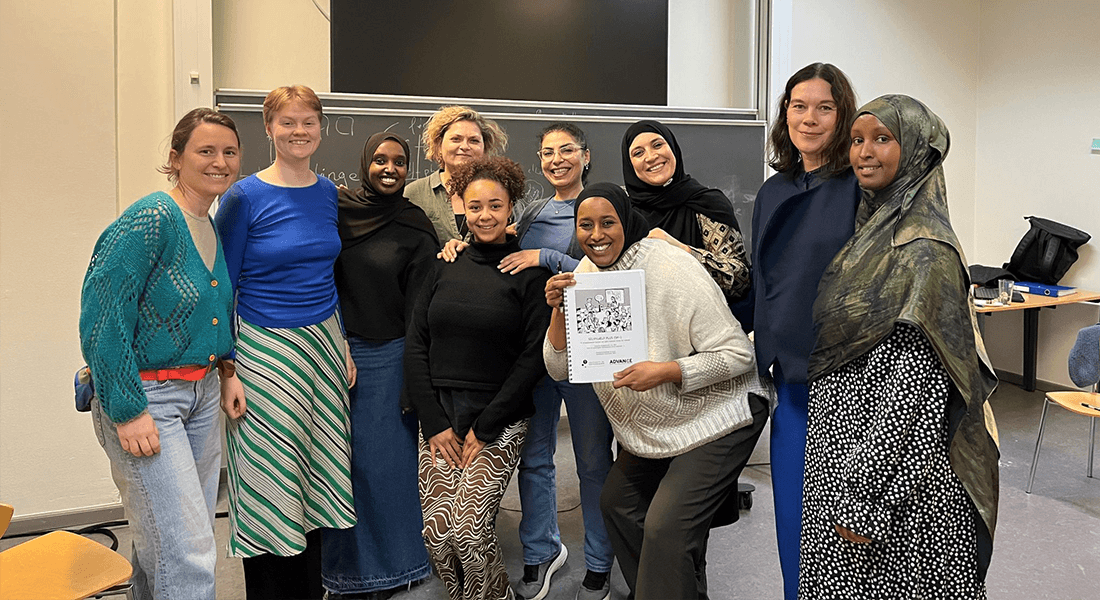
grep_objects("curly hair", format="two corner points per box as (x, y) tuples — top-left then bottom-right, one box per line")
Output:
(767, 63), (858, 178)
(158, 108), (240, 183)
(262, 84), (323, 126)
(421, 105), (508, 165)
(447, 156), (525, 204)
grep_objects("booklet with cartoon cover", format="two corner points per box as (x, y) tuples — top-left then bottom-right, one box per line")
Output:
(562, 269), (648, 383)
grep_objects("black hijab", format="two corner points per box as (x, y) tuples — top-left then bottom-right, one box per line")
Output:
(338, 132), (438, 247)
(575, 182), (650, 269)
(620, 120), (739, 248)
(810, 95), (1000, 571)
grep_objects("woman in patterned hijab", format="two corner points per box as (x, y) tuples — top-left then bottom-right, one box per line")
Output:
(800, 95), (999, 598)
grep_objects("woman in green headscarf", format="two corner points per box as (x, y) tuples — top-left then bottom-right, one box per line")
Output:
(799, 95), (999, 598)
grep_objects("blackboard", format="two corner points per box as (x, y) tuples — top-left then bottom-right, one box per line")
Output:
(216, 90), (767, 249)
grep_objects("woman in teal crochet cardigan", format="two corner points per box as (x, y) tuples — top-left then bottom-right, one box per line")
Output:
(79, 108), (242, 600)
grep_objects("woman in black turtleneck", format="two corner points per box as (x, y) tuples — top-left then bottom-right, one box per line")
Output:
(405, 156), (552, 600)
(324, 132), (437, 597)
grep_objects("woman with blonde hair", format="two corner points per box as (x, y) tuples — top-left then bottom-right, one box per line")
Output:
(216, 84), (356, 599)
(405, 105), (508, 244)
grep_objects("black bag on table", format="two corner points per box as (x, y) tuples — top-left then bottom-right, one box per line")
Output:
(1003, 216), (1090, 285)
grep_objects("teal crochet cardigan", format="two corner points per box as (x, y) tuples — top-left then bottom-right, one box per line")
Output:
(79, 192), (234, 423)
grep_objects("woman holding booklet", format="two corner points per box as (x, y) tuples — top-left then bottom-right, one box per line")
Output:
(542, 182), (773, 600)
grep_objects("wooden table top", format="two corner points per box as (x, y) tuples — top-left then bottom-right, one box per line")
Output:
(974, 289), (1100, 313)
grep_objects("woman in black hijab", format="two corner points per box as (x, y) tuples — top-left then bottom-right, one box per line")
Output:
(321, 132), (438, 597)
(544, 182), (771, 599)
(621, 120), (751, 307)
(800, 95), (999, 598)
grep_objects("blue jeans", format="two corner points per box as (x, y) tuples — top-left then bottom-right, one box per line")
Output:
(517, 375), (615, 572)
(322, 337), (431, 593)
(91, 371), (221, 600)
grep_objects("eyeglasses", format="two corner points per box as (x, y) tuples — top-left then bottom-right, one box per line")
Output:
(537, 144), (586, 161)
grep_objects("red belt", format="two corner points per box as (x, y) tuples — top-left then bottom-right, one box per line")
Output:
(138, 364), (214, 382)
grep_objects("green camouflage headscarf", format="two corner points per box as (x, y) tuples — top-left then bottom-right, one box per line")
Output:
(809, 95), (1000, 575)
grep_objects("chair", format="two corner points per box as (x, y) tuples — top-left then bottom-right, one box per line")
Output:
(0, 503), (134, 600)
(1025, 322), (1100, 494)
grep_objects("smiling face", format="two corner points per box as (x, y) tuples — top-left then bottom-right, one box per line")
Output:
(628, 132), (676, 186)
(850, 114), (901, 191)
(786, 78), (838, 172)
(463, 178), (512, 244)
(576, 197), (626, 267)
(266, 101), (321, 164)
(367, 140), (408, 195)
(539, 130), (589, 194)
(170, 122), (241, 202)
(440, 119), (485, 173)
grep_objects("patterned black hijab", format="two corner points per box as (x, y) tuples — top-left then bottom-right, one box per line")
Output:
(338, 132), (438, 247)
(575, 182), (650, 269)
(620, 120), (739, 248)
(810, 95), (1000, 568)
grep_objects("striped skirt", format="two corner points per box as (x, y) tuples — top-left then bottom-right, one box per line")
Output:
(226, 312), (356, 558)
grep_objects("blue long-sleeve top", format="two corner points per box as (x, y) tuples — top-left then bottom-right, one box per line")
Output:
(751, 168), (860, 384)
(79, 192), (234, 423)
(514, 195), (584, 273)
(215, 174), (341, 328)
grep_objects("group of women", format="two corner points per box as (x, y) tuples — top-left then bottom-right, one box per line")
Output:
(79, 61), (1000, 600)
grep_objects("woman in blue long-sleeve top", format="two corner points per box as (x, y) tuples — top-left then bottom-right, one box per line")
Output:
(749, 63), (861, 600)
(215, 85), (356, 600)
(508, 123), (616, 600)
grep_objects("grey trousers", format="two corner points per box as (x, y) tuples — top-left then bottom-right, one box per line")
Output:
(600, 393), (769, 600)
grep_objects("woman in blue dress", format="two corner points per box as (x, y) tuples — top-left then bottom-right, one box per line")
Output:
(321, 132), (438, 597)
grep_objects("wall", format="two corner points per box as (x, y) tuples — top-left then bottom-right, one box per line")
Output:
(118, 1), (177, 208)
(777, 0), (981, 258)
(0, 0), (178, 519)
(213, 0), (331, 92)
(668, 0), (757, 108)
(973, 0), (1100, 386)
(0, 0), (122, 515)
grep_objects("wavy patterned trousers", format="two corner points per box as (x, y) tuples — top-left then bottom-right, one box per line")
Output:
(419, 419), (527, 600)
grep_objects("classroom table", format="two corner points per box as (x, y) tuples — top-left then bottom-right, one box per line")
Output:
(975, 289), (1100, 391)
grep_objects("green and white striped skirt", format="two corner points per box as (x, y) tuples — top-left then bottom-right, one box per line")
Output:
(226, 312), (356, 558)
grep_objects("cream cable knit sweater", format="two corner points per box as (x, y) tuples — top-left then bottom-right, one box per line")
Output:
(545, 238), (774, 458)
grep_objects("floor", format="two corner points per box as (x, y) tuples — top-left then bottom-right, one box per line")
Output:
(4, 383), (1098, 599)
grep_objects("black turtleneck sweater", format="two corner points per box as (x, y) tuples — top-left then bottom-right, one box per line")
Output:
(335, 220), (438, 340)
(405, 236), (552, 443)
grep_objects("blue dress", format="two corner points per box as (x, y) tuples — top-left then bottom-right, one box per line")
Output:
(750, 168), (860, 600)
(321, 190), (438, 593)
